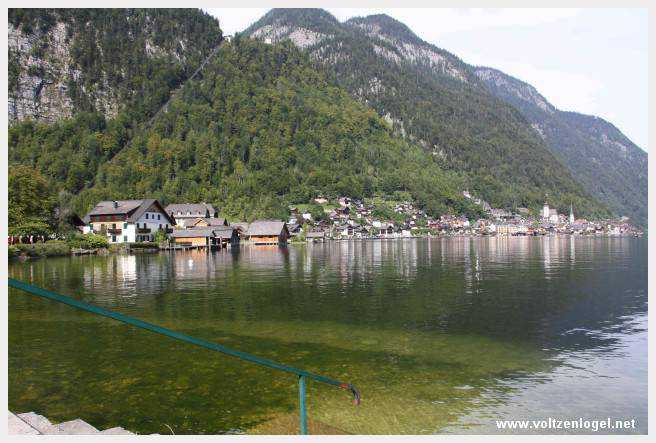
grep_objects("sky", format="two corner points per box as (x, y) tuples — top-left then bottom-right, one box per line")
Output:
(206, 8), (648, 151)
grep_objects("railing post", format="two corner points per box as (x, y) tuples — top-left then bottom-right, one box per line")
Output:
(298, 375), (307, 435)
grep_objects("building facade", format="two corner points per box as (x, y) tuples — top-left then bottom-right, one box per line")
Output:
(245, 220), (290, 245)
(82, 199), (175, 243)
(165, 203), (218, 228)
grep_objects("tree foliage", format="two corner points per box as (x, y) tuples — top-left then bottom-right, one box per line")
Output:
(8, 165), (56, 236)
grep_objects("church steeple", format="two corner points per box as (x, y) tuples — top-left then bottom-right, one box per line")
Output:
(542, 194), (550, 219)
(569, 203), (575, 224)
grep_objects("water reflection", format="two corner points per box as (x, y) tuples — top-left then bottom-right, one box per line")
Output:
(8, 237), (647, 434)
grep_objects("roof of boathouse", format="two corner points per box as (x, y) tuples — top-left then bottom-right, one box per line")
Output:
(245, 220), (288, 236)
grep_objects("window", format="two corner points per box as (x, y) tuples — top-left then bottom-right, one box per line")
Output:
(123, 222), (128, 229)
(146, 213), (149, 219)
(112, 235), (116, 243)
(157, 214), (161, 220)
(159, 224), (162, 229)
(123, 236), (127, 242)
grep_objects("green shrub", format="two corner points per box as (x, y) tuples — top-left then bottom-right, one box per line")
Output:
(67, 233), (109, 249)
(8, 245), (20, 258)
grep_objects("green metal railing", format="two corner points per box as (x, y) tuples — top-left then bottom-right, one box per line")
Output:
(8, 278), (360, 434)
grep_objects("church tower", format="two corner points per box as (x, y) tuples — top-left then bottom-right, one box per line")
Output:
(542, 195), (550, 219)
(569, 204), (575, 224)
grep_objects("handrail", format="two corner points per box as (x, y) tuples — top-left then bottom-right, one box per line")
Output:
(8, 278), (360, 434)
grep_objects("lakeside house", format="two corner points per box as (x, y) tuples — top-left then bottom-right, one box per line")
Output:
(245, 220), (290, 245)
(170, 229), (220, 248)
(82, 199), (174, 243)
(212, 226), (241, 247)
(165, 203), (218, 228)
(169, 226), (239, 249)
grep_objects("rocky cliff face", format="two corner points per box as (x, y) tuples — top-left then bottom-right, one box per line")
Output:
(475, 66), (647, 225)
(8, 9), (222, 125)
(345, 15), (469, 82)
(9, 22), (82, 123)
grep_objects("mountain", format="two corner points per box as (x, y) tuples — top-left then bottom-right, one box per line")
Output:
(9, 9), (222, 124)
(8, 8), (224, 221)
(475, 67), (647, 225)
(8, 8), (481, 223)
(245, 9), (609, 218)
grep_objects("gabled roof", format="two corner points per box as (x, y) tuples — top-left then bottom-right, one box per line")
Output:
(246, 220), (288, 236)
(165, 203), (216, 217)
(83, 199), (174, 225)
(190, 217), (228, 227)
(170, 226), (237, 238)
(170, 229), (216, 238)
(212, 226), (238, 237)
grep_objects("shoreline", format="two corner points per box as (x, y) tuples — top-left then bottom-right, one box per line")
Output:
(9, 233), (644, 261)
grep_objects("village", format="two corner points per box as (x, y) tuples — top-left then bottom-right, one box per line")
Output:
(7, 190), (644, 255)
(30, 189), (634, 253)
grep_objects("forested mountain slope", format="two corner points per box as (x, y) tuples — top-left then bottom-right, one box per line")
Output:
(9, 8), (614, 231)
(71, 38), (481, 220)
(475, 67), (647, 225)
(8, 8), (224, 226)
(245, 9), (610, 217)
(9, 22), (481, 222)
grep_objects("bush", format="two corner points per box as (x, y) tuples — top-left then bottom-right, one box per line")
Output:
(67, 233), (109, 249)
(12, 240), (71, 257)
(8, 245), (20, 258)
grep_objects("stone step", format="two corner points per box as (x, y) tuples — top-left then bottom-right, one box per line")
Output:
(12, 411), (141, 435)
(51, 418), (100, 434)
(101, 426), (134, 435)
(16, 412), (57, 434)
(8, 412), (40, 435)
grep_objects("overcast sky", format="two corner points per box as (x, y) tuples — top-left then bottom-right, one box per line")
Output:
(206, 8), (648, 151)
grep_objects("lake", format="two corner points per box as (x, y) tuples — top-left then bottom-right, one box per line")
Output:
(8, 236), (647, 434)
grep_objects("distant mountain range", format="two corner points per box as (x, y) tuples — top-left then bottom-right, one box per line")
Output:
(474, 67), (647, 225)
(7, 8), (645, 225)
(246, 8), (646, 224)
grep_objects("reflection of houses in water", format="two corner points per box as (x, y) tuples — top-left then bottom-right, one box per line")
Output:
(331, 239), (420, 284)
(172, 249), (220, 281)
(80, 253), (172, 302)
(117, 255), (137, 282)
(569, 238), (576, 266)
